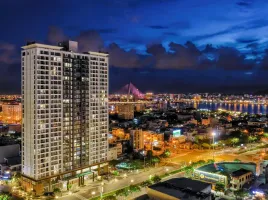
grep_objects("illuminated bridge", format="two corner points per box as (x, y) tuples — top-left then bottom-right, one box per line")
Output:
(109, 82), (154, 104)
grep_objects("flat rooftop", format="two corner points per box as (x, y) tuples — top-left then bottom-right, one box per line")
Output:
(196, 162), (256, 174)
(148, 178), (211, 199)
(231, 168), (251, 177)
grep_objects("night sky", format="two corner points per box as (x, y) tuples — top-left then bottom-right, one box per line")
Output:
(1, 0), (268, 94)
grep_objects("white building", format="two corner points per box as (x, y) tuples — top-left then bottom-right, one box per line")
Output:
(21, 41), (109, 195)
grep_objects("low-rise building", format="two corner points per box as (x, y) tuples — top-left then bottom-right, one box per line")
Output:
(194, 162), (256, 187)
(1, 103), (22, 124)
(118, 104), (134, 120)
(0, 144), (21, 177)
(230, 168), (253, 191)
(202, 118), (210, 126)
(147, 178), (212, 200)
(0, 156), (21, 179)
(107, 147), (118, 161)
(130, 129), (144, 150)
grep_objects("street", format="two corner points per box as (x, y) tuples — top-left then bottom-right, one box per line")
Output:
(59, 147), (266, 200)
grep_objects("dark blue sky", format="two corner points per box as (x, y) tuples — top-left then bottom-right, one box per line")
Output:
(1, 0), (268, 94)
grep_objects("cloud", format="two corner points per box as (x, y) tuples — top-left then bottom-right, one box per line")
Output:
(194, 25), (243, 41)
(246, 42), (258, 49)
(47, 26), (68, 44)
(146, 41), (206, 70)
(107, 43), (144, 68)
(194, 19), (268, 42)
(145, 41), (256, 70)
(0, 43), (19, 64)
(26, 27), (263, 73)
(147, 21), (190, 30)
(260, 49), (268, 70)
(147, 25), (169, 29)
(97, 28), (118, 34)
(216, 47), (253, 70)
(236, 37), (259, 44)
(76, 30), (104, 52)
(170, 21), (191, 30)
(236, 1), (252, 7)
(163, 32), (179, 36)
(0, 43), (20, 93)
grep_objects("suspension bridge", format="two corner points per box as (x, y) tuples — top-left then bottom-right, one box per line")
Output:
(109, 82), (153, 104)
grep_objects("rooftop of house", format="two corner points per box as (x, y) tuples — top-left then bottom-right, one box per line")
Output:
(231, 168), (251, 177)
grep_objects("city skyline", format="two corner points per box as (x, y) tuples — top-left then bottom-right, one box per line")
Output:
(2, 1), (268, 199)
(1, 0), (268, 94)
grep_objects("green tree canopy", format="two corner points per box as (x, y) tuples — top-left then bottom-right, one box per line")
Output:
(163, 149), (171, 157)
(234, 189), (249, 198)
(230, 137), (239, 146)
(151, 175), (161, 183)
(151, 156), (160, 164)
(215, 182), (225, 192)
(0, 194), (11, 200)
(202, 143), (211, 149)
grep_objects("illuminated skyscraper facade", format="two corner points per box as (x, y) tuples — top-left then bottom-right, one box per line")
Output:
(21, 41), (109, 194)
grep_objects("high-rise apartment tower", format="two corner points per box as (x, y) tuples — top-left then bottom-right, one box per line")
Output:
(21, 41), (109, 194)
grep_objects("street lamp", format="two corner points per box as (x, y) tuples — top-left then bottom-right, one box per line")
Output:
(100, 182), (104, 198)
(212, 132), (216, 160)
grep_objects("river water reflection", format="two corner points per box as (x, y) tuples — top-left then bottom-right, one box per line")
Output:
(185, 102), (268, 114)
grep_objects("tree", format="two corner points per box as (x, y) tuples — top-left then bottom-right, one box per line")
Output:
(163, 149), (171, 157)
(201, 143), (211, 149)
(53, 187), (61, 196)
(129, 185), (141, 193)
(116, 188), (130, 197)
(192, 144), (199, 149)
(151, 156), (160, 165)
(109, 159), (121, 167)
(0, 194), (11, 200)
(196, 160), (206, 166)
(103, 195), (117, 200)
(248, 136), (257, 143)
(230, 138), (239, 147)
(151, 175), (161, 183)
(207, 159), (215, 164)
(215, 182), (225, 192)
(234, 189), (249, 199)
(147, 150), (153, 165)
(185, 166), (194, 177)
(141, 180), (153, 187)
(234, 158), (241, 162)
(263, 133), (268, 138)
(67, 182), (72, 191)
(53, 188), (61, 193)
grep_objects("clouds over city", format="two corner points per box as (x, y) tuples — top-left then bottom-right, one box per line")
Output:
(1, 0), (268, 93)
(45, 26), (268, 71)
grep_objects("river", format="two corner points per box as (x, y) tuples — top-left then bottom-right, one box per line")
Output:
(184, 102), (268, 114)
